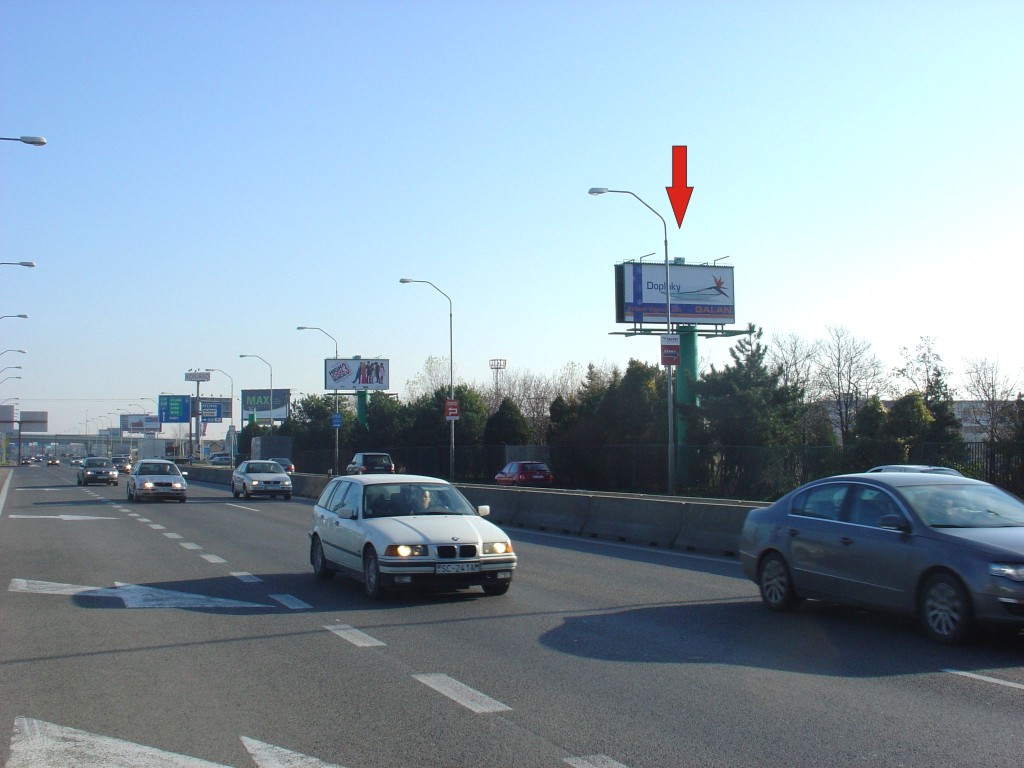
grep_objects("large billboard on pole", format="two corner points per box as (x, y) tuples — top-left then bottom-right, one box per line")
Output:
(241, 389), (290, 422)
(324, 359), (389, 391)
(614, 262), (735, 325)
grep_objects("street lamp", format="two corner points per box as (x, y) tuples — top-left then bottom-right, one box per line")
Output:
(1, 350), (26, 356)
(0, 376), (22, 385)
(589, 186), (675, 495)
(297, 326), (341, 475)
(0, 367), (22, 375)
(0, 136), (46, 146)
(239, 354), (274, 435)
(0, 262), (35, 268)
(400, 278), (455, 480)
(204, 368), (236, 460)
(0, 315), (28, 320)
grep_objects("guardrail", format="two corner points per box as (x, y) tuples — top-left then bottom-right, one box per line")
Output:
(186, 467), (762, 557)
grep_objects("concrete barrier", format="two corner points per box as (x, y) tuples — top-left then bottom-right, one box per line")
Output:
(182, 468), (759, 557)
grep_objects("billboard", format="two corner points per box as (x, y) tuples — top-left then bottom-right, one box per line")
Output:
(614, 262), (735, 326)
(324, 358), (390, 391)
(159, 395), (191, 424)
(120, 414), (161, 433)
(189, 397), (232, 423)
(0, 404), (14, 433)
(20, 411), (48, 432)
(241, 389), (290, 422)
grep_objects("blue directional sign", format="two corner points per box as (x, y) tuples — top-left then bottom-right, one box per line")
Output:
(158, 395), (191, 424)
(331, 412), (343, 428)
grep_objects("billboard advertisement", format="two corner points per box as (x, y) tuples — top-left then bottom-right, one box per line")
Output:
(119, 414), (161, 433)
(0, 404), (14, 433)
(324, 358), (389, 391)
(615, 262), (735, 326)
(159, 395), (191, 424)
(241, 389), (290, 422)
(19, 411), (48, 433)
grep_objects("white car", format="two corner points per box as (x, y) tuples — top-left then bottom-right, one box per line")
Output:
(126, 459), (188, 503)
(308, 474), (517, 598)
(231, 460), (292, 500)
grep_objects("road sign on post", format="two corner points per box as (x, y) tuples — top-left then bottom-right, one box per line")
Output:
(445, 399), (460, 421)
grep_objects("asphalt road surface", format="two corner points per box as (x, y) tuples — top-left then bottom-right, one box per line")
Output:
(2, 465), (1023, 767)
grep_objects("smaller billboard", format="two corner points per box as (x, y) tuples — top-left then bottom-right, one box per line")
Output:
(0, 404), (15, 433)
(324, 358), (390, 391)
(120, 414), (161, 433)
(20, 411), (48, 433)
(159, 395), (191, 424)
(241, 389), (290, 422)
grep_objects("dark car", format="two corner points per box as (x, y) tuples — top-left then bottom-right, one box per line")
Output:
(77, 457), (119, 486)
(740, 472), (1024, 644)
(495, 461), (554, 487)
(345, 452), (395, 475)
(270, 457), (296, 473)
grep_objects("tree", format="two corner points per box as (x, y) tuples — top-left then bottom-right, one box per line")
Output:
(962, 358), (1017, 442)
(484, 397), (530, 445)
(814, 326), (887, 445)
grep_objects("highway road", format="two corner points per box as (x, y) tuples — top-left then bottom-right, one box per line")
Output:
(2, 464), (1023, 767)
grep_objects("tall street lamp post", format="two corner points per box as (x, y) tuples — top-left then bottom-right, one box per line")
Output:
(1, 314), (29, 321)
(239, 355), (274, 435)
(204, 368), (236, 460)
(1, 350), (26, 356)
(0, 262), (35, 268)
(0, 136), (46, 146)
(400, 278), (455, 480)
(589, 187), (675, 495)
(297, 326), (341, 475)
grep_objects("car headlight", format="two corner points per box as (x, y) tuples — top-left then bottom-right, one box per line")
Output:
(483, 542), (512, 555)
(171, 482), (183, 489)
(990, 563), (1024, 582)
(283, 479), (292, 486)
(250, 479), (260, 485)
(385, 544), (428, 557)
(142, 481), (154, 489)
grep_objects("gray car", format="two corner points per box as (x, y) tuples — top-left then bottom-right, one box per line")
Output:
(231, 460), (292, 500)
(740, 472), (1024, 644)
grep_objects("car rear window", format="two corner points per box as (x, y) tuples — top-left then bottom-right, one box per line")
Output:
(365, 455), (392, 467)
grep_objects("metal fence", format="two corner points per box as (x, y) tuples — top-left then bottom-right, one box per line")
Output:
(294, 441), (1024, 501)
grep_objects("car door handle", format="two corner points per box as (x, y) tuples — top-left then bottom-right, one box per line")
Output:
(840, 537), (854, 546)
(787, 528), (800, 537)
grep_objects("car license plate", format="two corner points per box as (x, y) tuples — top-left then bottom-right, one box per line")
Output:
(435, 562), (480, 574)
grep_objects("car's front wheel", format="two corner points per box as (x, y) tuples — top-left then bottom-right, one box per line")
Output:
(482, 581), (510, 596)
(758, 552), (800, 611)
(363, 548), (386, 600)
(231, 482), (240, 499)
(126, 485), (134, 502)
(243, 484), (251, 500)
(311, 536), (333, 579)
(920, 571), (974, 644)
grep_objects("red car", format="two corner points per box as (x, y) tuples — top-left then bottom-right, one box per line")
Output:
(495, 461), (554, 487)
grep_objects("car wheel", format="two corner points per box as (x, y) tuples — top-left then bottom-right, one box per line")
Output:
(284, 493), (292, 500)
(243, 484), (251, 500)
(363, 548), (386, 600)
(920, 572), (974, 644)
(232, 482), (240, 499)
(758, 552), (800, 611)
(482, 581), (510, 596)
(126, 485), (133, 502)
(179, 495), (187, 503)
(311, 536), (333, 579)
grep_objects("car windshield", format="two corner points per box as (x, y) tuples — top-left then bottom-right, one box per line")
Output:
(248, 462), (282, 474)
(139, 463), (179, 476)
(85, 459), (112, 468)
(362, 482), (477, 518)
(900, 483), (1024, 528)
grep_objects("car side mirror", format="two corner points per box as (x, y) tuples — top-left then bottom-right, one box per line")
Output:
(340, 506), (356, 520)
(878, 514), (911, 533)
(477, 505), (490, 517)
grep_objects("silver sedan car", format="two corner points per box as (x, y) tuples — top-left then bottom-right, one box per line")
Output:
(740, 472), (1024, 644)
(231, 460), (292, 500)
(126, 459), (188, 503)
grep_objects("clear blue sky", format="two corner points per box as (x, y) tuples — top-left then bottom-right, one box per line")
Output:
(3, 0), (1022, 438)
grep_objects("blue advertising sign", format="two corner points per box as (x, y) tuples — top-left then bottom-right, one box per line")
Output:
(158, 395), (191, 424)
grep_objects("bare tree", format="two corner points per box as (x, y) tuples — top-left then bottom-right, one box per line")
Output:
(814, 326), (887, 445)
(404, 355), (456, 401)
(892, 336), (956, 403)
(961, 358), (1017, 442)
(769, 332), (823, 401)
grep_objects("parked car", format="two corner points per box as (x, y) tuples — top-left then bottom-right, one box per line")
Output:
(345, 452), (395, 475)
(126, 459), (188, 503)
(270, 457), (295, 473)
(867, 464), (963, 476)
(740, 471), (1024, 644)
(112, 455), (132, 473)
(309, 473), (516, 598)
(495, 460), (554, 487)
(77, 457), (119, 486)
(209, 453), (233, 466)
(231, 460), (292, 500)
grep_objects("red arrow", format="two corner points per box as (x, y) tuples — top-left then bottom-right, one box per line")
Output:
(665, 145), (694, 228)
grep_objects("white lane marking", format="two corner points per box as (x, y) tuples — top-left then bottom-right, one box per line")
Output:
(241, 735), (345, 767)
(324, 624), (386, 647)
(270, 594), (312, 610)
(565, 756), (631, 768)
(8, 514), (119, 521)
(9, 716), (229, 767)
(9, 579), (272, 608)
(127, 512), (140, 517)
(232, 571), (262, 583)
(945, 669), (1024, 691)
(163, 532), (184, 539)
(412, 673), (511, 713)
(137, 518), (152, 523)
(226, 503), (259, 511)
(0, 470), (10, 516)
(181, 543), (203, 550)
(200, 554), (227, 564)
(149, 524), (166, 530)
